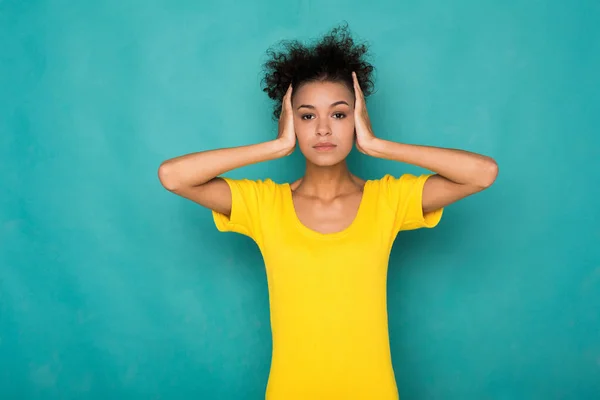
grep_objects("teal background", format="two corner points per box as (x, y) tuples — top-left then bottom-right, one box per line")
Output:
(2, 0), (599, 399)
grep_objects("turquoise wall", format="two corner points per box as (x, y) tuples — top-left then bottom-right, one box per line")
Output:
(2, 0), (599, 399)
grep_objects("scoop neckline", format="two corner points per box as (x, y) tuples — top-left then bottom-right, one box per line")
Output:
(284, 180), (371, 240)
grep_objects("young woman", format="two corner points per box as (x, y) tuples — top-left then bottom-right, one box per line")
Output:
(158, 25), (498, 400)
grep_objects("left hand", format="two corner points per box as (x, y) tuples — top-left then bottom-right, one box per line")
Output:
(352, 71), (377, 154)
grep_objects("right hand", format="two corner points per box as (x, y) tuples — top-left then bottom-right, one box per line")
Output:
(276, 84), (296, 156)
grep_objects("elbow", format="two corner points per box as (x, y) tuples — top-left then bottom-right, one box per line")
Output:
(157, 161), (181, 192)
(478, 157), (499, 189)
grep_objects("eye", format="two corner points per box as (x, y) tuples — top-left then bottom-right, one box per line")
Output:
(301, 114), (315, 120)
(332, 112), (346, 119)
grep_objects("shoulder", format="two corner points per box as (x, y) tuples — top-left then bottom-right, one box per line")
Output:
(370, 173), (429, 186)
(367, 173), (436, 207)
(369, 173), (443, 230)
(367, 173), (431, 193)
(220, 176), (281, 188)
(219, 176), (286, 199)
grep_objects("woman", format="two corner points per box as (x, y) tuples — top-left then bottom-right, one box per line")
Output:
(158, 24), (498, 400)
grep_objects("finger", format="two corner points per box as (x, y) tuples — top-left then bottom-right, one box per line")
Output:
(352, 72), (365, 105)
(351, 73), (360, 105)
(352, 72), (362, 94)
(280, 85), (292, 119)
(284, 84), (293, 109)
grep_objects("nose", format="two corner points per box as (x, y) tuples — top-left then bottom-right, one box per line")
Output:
(316, 120), (331, 137)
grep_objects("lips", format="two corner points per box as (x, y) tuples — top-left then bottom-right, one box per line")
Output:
(313, 142), (336, 149)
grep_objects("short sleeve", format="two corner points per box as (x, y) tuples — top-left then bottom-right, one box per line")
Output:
(380, 173), (444, 232)
(212, 177), (272, 242)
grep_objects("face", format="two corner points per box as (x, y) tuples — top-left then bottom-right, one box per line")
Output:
(291, 80), (356, 167)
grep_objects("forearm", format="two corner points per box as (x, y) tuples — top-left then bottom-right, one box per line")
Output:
(365, 138), (498, 187)
(158, 139), (289, 190)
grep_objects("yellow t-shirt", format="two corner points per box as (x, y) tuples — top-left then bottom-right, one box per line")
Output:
(212, 173), (443, 400)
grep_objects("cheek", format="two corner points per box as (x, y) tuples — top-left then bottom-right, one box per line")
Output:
(334, 120), (356, 144)
(294, 123), (312, 145)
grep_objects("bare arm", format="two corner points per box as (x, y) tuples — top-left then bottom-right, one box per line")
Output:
(351, 71), (498, 214)
(364, 139), (499, 213)
(158, 139), (292, 216)
(158, 85), (296, 217)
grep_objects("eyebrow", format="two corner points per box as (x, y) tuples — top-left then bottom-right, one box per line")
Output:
(296, 100), (350, 110)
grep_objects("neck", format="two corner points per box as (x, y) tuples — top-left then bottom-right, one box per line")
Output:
(295, 160), (359, 199)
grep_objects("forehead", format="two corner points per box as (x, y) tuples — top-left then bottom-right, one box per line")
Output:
(292, 81), (353, 105)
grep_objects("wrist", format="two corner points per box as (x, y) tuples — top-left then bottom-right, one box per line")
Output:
(272, 138), (295, 157)
(362, 137), (387, 157)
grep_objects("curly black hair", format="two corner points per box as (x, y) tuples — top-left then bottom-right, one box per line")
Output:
(261, 22), (375, 121)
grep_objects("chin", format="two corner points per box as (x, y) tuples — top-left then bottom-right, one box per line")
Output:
(305, 153), (350, 167)
(312, 159), (343, 167)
